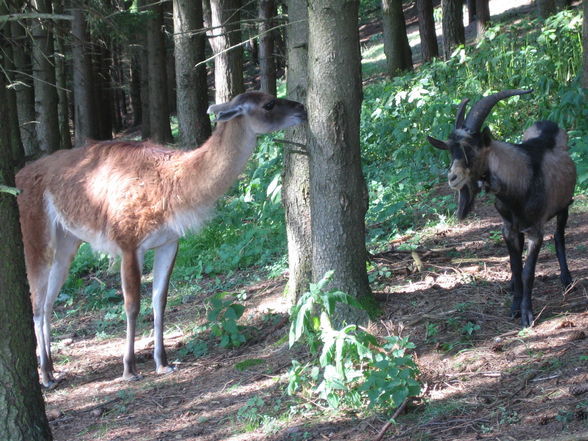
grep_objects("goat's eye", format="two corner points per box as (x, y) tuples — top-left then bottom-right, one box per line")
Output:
(263, 100), (276, 111)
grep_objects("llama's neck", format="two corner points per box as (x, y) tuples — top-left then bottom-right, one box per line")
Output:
(172, 119), (258, 211)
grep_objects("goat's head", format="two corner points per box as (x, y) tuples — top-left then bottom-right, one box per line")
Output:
(207, 91), (307, 134)
(427, 89), (532, 219)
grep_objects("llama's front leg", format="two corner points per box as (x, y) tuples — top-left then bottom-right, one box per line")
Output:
(152, 241), (178, 374)
(519, 231), (543, 327)
(121, 250), (142, 380)
(554, 207), (572, 288)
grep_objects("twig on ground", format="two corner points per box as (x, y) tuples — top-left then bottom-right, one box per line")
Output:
(373, 398), (409, 441)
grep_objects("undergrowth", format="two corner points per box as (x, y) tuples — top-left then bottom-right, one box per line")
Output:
(58, 8), (587, 321)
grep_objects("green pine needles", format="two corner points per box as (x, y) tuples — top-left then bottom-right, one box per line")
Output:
(288, 271), (421, 412)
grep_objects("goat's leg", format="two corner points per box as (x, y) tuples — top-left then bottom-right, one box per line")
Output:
(151, 241), (178, 375)
(121, 250), (143, 381)
(519, 231), (543, 327)
(554, 207), (572, 288)
(502, 222), (524, 319)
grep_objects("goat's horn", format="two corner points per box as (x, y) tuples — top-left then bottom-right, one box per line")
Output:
(455, 99), (469, 128)
(463, 89), (533, 132)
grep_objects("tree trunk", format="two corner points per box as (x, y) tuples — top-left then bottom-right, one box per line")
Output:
(0, 3), (24, 168)
(10, 17), (39, 157)
(259, 0), (277, 95)
(92, 43), (113, 140)
(146, 2), (173, 143)
(173, 0), (212, 147)
(382, 0), (413, 76)
(441, 0), (465, 59)
(307, 0), (371, 322)
(474, 0), (490, 38)
(71, 1), (98, 145)
(0, 58), (53, 441)
(31, 0), (61, 153)
(53, 0), (72, 149)
(417, 0), (439, 62)
(536, 0), (556, 18)
(584, 0), (588, 88)
(283, 0), (311, 305)
(208, 0), (244, 104)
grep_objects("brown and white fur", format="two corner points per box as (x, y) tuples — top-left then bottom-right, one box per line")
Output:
(16, 91), (306, 387)
(428, 90), (576, 327)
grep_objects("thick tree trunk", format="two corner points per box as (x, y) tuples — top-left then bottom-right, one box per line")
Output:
(136, 0), (150, 138)
(474, 0), (490, 38)
(71, 1), (98, 145)
(208, 0), (244, 104)
(536, 0), (556, 18)
(146, 3), (173, 143)
(283, 0), (311, 305)
(441, 0), (465, 59)
(417, 0), (439, 62)
(382, 0), (413, 76)
(307, 0), (371, 322)
(31, 0), (61, 152)
(0, 4), (24, 168)
(0, 61), (53, 441)
(53, 0), (72, 149)
(173, 0), (212, 147)
(259, 0), (277, 95)
(10, 18), (39, 157)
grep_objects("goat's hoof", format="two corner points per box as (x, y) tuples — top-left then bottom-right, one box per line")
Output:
(520, 311), (534, 328)
(561, 274), (573, 289)
(156, 365), (177, 375)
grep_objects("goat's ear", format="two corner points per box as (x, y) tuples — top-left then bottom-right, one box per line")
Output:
(481, 127), (493, 147)
(427, 136), (449, 150)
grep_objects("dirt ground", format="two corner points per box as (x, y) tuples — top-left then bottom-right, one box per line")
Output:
(44, 190), (588, 441)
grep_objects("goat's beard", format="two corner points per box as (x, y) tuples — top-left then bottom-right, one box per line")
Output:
(456, 181), (479, 220)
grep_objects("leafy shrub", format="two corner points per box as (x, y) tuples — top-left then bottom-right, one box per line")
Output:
(288, 272), (421, 411)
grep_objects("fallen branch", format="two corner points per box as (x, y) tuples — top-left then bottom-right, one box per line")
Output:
(373, 398), (409, 441)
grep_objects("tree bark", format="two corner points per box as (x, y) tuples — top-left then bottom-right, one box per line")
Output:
(173, 0), (212, 147)
(52, 0), (72, 149)
(536, 0), (556, 18)
(441, 0), (465, 59)
(31, 0), (61, 152)
(382, 0), (413, 76)
(146, 2), (173, 143)
(92, 43), (113, 140)
(0, 56), (53, 441)
(474, 0), (490, 38)
(584, 0), (588, 88)
(417, 0), (439, 62)
(208, 0), (244, 104)
(10, 17), (40, 157)
(259, 0), (277, 95)
(307, 0), (371, 322)
(0, 3), (24, 168)
(283, 0), (311, 305)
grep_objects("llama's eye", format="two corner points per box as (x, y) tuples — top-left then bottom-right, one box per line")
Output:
(263, 100), (276, 111)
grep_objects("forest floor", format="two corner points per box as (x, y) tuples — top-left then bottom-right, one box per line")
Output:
(45, 191), (588, 441)
(44, 1), (588, 440)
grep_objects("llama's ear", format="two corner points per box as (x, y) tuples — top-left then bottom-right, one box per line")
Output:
(207, 103), (245, 121)
(427, 135), (449, 150)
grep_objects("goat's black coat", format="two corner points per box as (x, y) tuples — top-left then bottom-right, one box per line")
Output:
(428, 95), (576, 327)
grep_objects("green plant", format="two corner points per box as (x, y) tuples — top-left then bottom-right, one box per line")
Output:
(177, 338), (209, 359)
(462, 322), (481, 336)
(207, 292), (247, 348)
(288, 271), (421, 411)
(425, 322), (439, 342)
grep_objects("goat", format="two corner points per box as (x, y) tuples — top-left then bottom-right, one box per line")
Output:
(427, 90), (576, 327)
(16, 91), (307, 387)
